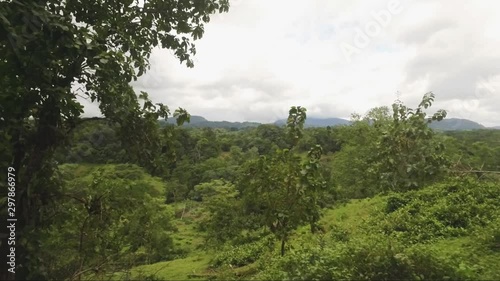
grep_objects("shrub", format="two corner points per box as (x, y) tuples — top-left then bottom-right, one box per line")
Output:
(210, 237), (272, 268)
(474, 217), (500, 252)
(385, 193), (410, 213)
(256, 234), (473, 281)
(370, 178), (500, 243)
(328, 224), (350, 242)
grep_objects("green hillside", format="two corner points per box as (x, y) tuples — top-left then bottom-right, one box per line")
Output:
(5, 2), (500, 281)
(10, 94), (500, 281)
(119, 179), (500, 280)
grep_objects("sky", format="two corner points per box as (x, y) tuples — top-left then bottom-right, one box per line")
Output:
(81, 0), (500, 126)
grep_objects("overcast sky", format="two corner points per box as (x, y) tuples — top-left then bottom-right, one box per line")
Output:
(81, 0), (500, 126)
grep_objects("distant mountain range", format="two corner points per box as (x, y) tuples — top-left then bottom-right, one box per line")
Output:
(428, 118), (485, 131)
(162, 115), (261, 129)
(163, 115), (497, 131)
(273, 117), (351, 128)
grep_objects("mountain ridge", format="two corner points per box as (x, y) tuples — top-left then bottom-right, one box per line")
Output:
(164, 115), (493, 131)
(273, 117), (351, 128)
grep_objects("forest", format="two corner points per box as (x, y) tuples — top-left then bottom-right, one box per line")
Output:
(7, 95), (499, 280)
(1, 0), (499, 280)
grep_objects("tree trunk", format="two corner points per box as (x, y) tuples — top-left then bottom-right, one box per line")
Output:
(3, 93), (63, 280)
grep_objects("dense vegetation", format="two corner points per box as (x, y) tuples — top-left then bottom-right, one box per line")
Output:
(1, 0), (228, 279)
(17, 94), (498, 280)
(1, 1), (499, 280)
(164, 115), (490, 131)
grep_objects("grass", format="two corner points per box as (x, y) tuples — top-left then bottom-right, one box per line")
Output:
(429, 237), (500, 280)
(171, 214), (206, 252)
(59, 164), (218, 280)
(113, 179), (500, 280)
(320, 195), (386, 233)
(129, 253), (213, 280)
(125, 201), (216, 280)
(290, 195), (386, 246)
(59, 163), (166, 196)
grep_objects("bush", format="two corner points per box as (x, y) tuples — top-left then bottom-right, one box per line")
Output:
(385, 193), (410, 213)
(404, 245), (477, 280)
(474, 217), (500, 252)
(256, 234), (473, 281)
(370, 178), (500, 243)
(256, 245), (350, 281)
(328, 224), (350, 242)
(210, 237), (272, 268)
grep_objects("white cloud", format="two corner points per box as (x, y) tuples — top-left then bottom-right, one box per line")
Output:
(81, 0), (500, 126)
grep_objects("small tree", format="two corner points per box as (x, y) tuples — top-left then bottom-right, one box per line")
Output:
(239, 106), (326, 256)
(372, 92), (449, 191)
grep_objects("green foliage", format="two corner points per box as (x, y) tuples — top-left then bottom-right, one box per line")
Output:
(32, 164), (176, 280)
(373, 93), (449, 191)
(385, 193), (411, 213)
(442, 130), (500, 173)
(165, 179), (190, 203)
(167, 154), (242, 202)
(328, 223), (351, 242)
(54, 119), (123, 163)
(211, 237), (273, 268)
(238, 106), (327, 256)
(192, 179), (237, 202)
(253, 176), (499, 281)
(473, 217), (500, 252)
(192, 128), (221, 161)
(286, 106), (307, 147)
(230, 125), (288, 155)
(331, 120), (380, 198)
(332, 93), (450, 199)
(1, 0), (229, 277)
(198, 180), (247, 246)
(371, 177), (500, 243)
(298, 127), (342, 154)
(1, 1), (499, 279)
(2, 35), (499, 280)
(256, 234), (472, 281)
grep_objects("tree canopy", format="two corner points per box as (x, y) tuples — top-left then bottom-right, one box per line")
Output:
(0, 0), (229, 279)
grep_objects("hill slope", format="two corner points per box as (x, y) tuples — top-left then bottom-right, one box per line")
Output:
(163, 115), (261, 129)
(162, 115), (487, 131)
(129, 179), (500, 280)
(429, 118), (485, 131)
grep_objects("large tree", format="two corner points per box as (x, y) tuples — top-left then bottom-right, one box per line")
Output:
(0, 0), (229, 279)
